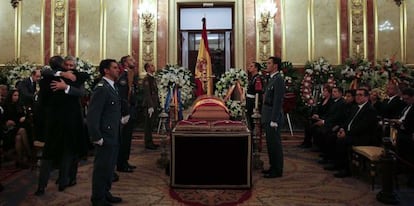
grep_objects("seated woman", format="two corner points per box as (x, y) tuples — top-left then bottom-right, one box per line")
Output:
(3, 89), (31, 168)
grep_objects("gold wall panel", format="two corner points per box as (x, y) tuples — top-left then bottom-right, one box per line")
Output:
(105, 0), (130, 60)
(0, 1), (17, 63)
(21, 0), (43, 64)
(313, 0), (340, 64)
(283, 0), (309, 65)
(375, 0), (402, 61)
(406, 0), (414, 64)
(77, 0), (101, 64)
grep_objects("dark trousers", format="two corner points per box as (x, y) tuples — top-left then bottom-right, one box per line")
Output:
(117, 119), (134, 168)
(38, 151), (76, 189)
(144, 109), (157, 146)
(334, 137), (351, 171)
(264, 122), (284, 175)
(91, 144), (119, 201)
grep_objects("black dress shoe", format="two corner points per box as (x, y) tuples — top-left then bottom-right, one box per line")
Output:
(112, 173), (119, 182)
(261, 169), (270, 174)
(34, 188), (45, 196)
(298, 143), (312, 148)
(323, 164), (338, 171)
(317, 158), (332, 165)
(127, 163), (137, 169)
(263, 173), (282, 178)
(106, 194), (122, 203)
(92, 199), (112, 206)
(334, 170), (351, 178)
(117, 167), (133, 173)
(68, 179), (77, 187)
(145, 145), (158, 150)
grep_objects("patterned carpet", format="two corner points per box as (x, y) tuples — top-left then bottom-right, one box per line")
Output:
(1, 132), (413, 206)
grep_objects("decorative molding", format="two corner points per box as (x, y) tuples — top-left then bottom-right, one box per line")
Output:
(258, 27), (271, 62)
(139, 0), (156, 75)
(350, 0), (365, 58)
(53, 0), (65, 55)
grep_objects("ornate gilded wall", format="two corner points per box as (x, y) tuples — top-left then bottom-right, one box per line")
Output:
(0, 0), (413, 68)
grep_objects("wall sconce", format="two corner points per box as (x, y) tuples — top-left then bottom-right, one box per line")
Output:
(259, 0), (277, 30)
(10, 0), (22, 8)
(138, 2), (156, 30)
(394, 0), (403, 6)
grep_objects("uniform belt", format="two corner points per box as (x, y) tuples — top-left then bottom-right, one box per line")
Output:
(246, 94), (255, 98)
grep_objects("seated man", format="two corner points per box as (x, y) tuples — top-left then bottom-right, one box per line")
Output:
(333, 88), (378, 178)
(393, 87), (414, 186)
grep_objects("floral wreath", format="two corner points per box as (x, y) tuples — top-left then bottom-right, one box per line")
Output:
(375, 57), (413, 87)
(5, 60), (37, 88)
(301, 57), (336, 107)
(337, 57), (372, 89)
(155, 65), (194, 109)
(76, 58), (100, 94)
(215, 68), (248, 118)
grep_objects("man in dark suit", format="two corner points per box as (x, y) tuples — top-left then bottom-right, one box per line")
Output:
(116, 55), (138, 172)
(382, 82), (406, 119)
(87, 59), (122, 206)
(35, 56), (89, 196)
(142, 63), (160, 150)
(261, 56), (285, 178)
(18, 69), (41, 107)
(394, 87), (414, 186)
(333, 88), (378, 178)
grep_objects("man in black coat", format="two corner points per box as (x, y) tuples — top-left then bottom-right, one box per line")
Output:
(261, 56), (285, 178)
(87, 59), (122, 206)
(394, 87), (414, 186)
(333, 88), (378, 178)
(18, 69), (41, 107)
(382, 82), (406, 120)
(35, 56), (89, 195)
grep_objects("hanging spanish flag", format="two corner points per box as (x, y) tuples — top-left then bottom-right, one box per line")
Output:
(195, 17), (213, 95)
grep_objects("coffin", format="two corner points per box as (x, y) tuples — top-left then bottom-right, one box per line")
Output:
(170, 96), (251, 189)
(187, 95), (230, 121)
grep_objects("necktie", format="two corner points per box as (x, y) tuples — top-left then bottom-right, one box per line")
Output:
(33, 82), (36, 91)
(399, 105), (412, 121)
(347, 106), (362, 131)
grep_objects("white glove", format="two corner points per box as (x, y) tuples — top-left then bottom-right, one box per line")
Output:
(270, 121), (278, 128)
(121, 115), (130, 125)
(93, 138), (103, 146)
(148, 107), (154, 118)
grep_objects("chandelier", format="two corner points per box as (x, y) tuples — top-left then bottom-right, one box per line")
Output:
(10, 0), (22, 8)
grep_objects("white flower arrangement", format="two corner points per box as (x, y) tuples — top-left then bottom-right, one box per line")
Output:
(215, 68), (248, 118)
(76, 58), (100, 93)
(6, 61), (37, 88)
(155, 65), (194, 109)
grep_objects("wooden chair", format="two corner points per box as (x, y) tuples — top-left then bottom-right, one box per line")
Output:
(351, 146), (384, 190)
